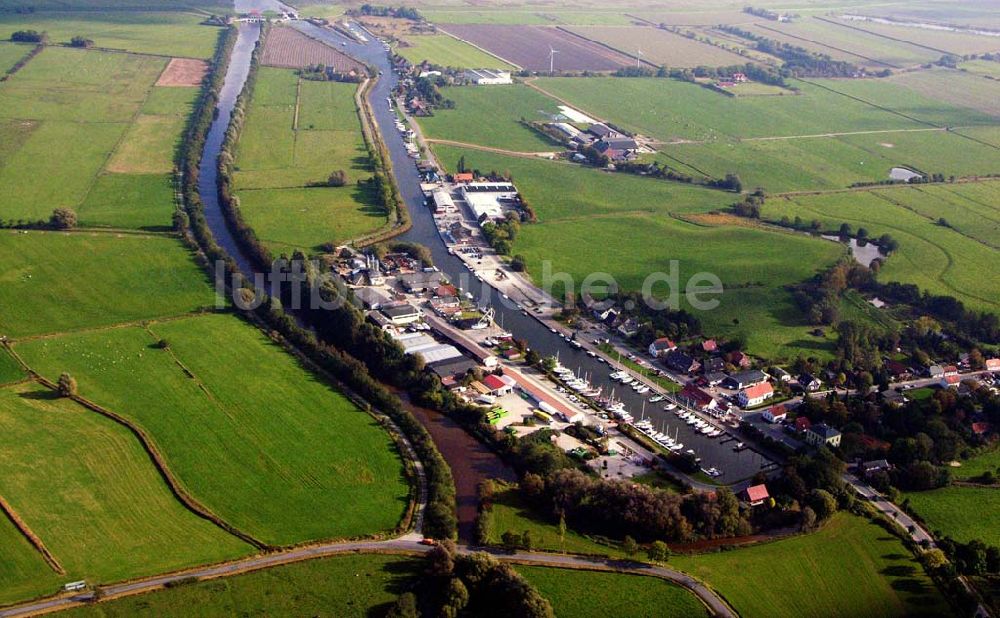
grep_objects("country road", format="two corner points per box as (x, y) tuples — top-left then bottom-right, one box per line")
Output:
(0, 539), (736, 618)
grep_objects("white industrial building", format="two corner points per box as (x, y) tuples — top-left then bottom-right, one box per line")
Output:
(432, 188), (457, 214)
(460, 182), (518, 222)
(464, 69), (513, 85)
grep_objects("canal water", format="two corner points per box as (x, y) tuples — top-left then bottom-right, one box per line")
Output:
(200, 17), (769, 482)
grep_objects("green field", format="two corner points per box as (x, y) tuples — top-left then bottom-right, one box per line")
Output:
(0, 46), (190, 229)
(0, 383), (251, 588)
(904, 487), (1000, 546)
(417, 83), (563, 152)
(767, 184), (1000, 314)
(661, 129), (1000, 193)
(0, 348), (24, 384)
(0, 11), (222, 59)
(517, 566), (709, 617)
(0, 502), (63, 607)
(487, 487), (627, 558)
(0, 231), (213, 338)
(0, 41), (31, 71)
(15, 313), (410, 546)
(533, 77), (925, 142)
(56, 553), (419, 618)
(953, 448), (1000, 480)
(671, 514), (950, 618)
(961, 60), (1000, 79)
(238, 186), (387, 254)
(234, 68), (384, 251)
(395, 34), (516, 69)
(76, 173), (176, 230)
(434, 144), (845, 359)
(756, 18), (941, 67)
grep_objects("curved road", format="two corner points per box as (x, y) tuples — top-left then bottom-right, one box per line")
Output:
(0, 539), (735, 618)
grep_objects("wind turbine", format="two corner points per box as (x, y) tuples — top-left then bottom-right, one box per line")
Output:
(636, 47), (643, 68)
(548, 46), (559, 73)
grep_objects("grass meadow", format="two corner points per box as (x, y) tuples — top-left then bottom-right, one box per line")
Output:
(670, 514), (950, 618)
(0, 383), (252, 585)
(234, 68), (384, 252)
(0, 348), (24, 384)
(660, 129), (1000, 193)
(434, 145), (844, 359)
(533, 77), (924, 142)
(517, 566), (709, 617)
(767, 184), (1000, 314)
(0, 11), (222, 59)
(903, 487), (1000, 546)
(417, 84), (563, 152)
(56, 553), (419, 618)
(952, 448), (1000, 480)
(0, 41), (30, 71)
(15, 313), (410, 547)
(395, 34), (516, 69)
(0, 505), (63, 607)
(0, 46), (191, 229)
(0, 231), (213, 338)
(758, 18), (940, 68)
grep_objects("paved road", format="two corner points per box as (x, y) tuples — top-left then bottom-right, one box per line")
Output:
(0, 539), (735, 618)
(843, 473), (935, 545)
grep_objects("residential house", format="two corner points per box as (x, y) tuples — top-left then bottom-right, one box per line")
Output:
(703, 357), (726, 374)
(794, 416), (812, 433)
(730, 351), (751, 368)
(798, 373), (821, 392)
(763, 404), (787, 423)
(927, 365), (945, 379)
(453, 172), (474, 183)
(617, 318), (641, 338)
(352, 286), (391, 310)
(704, 371), (727, 387)
(738, 382), (774, 407)
(725, 369), (767, 390)
(884, 359), (911, 381)
(665, 351), (700, 374)
(881, 389), (908, 407)
(971, 422), (991, 436)
(861, 459), (891, 476)
(940, 374), (961, 388)
(679, 384), (717, 411)
(701, 339), (718, 353)
(942, 365), (959, 377)
(733, 72), (748, 82)
(648, 337), (677, 358)
(986, 358), (1000, 372)
(805, 423), (841, 447)
(772, 367), (792, 383)
(742, 483), (769, 506)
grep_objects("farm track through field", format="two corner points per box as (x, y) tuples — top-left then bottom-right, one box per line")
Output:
(423, 138), (560, 159)
(740, 126), (950, 141)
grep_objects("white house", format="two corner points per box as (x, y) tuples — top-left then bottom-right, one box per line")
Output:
(762, 405), (787, 423)
(737, 382), (774, 408)
(648, 337), (676, 358)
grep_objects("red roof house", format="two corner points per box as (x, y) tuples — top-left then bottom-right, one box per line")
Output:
(742, 483), (769, 506)
(679, 384), (717, 410)
(701, 339), (718, 353)
(453, 172), (474, 183)
(795, 416), (812, 432)
(986, 358), (1000, 371)
(731, 351), (751, 368)
(737, 382), (774, 407)
(972, 422), (991, 435)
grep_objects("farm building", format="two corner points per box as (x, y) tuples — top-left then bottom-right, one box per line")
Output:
(460, 182), (519, 222)
(464, 69), (513, 85)
(550, 122), (583, 140)
(737, 382), (774, 407)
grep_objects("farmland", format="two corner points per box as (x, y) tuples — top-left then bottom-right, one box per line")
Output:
(0, 506), (63, 607)
(566, 25), (750, 67)
(0, 45), (194, 229)
(532, 77), (924, 142)
(0, 11), (222, 59)
(903, 487), (1000, 546)
(395, 34), (516, 70)
(0, 231), (213, 338)
(0, 382), (252, 586)
(659, 129), (1000, 193)
(432, 144), (845, 359)
(233, 67), (386, 252)
(0, 41), (30, 71)
(416, 83), (563, 152)
(440, 24), (633, 71)
(14, 313), (410, 547)
(57, 554), (420, 618)
(828, 17), (1000, 56)
(670, 514), (951, 618)
(0, 349), (24, 384)
(517, 566), (709, 617)
(261, 26), (365, 73)
(766, 184), (1000, 314)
